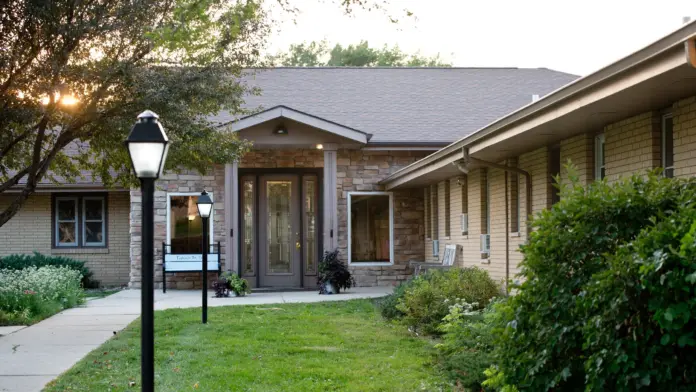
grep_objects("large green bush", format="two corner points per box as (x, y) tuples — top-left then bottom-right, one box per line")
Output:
(0, 266), (84, 325)
(489, 172), (696, 391)
(396, 267), (499, 335)
(436, 299), (501, 391)
(0, 252), (96, 288)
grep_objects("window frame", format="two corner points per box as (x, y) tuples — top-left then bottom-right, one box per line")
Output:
(166, 192), (215, 254)
(82, 196), (106, 247)
(346, 191), (394, 266)
(661, 113), (674, 178)
(424, 187), (431, 240)
(52, 194), (108, 248)
(510, 172), (520, 233)
(594, 133), (606, 180)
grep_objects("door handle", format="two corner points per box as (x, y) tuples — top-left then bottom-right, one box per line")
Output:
(295, 241), (301, 249)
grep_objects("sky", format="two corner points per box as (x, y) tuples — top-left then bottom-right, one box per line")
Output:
(265, 0), (695, 76)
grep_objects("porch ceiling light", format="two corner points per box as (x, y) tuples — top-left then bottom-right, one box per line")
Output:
(316, 144), (324, 150)
(124, 110), (170, 179)
(196, 190), (213, 219)
(273, 125), (288, 135)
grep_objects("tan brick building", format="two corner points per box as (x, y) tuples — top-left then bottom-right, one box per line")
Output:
(384, 22), (696, 288)
(5, 22), (695, 290)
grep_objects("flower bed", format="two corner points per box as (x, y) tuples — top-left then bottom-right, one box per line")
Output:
(0, 266), (84, 325)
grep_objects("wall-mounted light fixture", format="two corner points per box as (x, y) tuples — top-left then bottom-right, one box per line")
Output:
(273, 125), (288, 135)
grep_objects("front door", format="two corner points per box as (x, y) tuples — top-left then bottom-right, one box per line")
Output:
(259, 175), (302, 287)
(239, 172), (320, 288)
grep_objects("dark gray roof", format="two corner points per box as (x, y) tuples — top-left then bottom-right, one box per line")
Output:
(211, 67), (578, 143)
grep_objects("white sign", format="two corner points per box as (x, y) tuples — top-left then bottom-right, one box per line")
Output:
(164, 254), (219, 263)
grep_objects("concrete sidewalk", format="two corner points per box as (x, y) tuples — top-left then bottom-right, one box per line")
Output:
(0, 287), (390, 392)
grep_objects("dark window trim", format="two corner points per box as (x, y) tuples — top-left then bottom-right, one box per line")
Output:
(51, 193), (109, 249)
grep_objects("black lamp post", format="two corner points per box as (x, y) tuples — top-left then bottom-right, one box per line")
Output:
(124, 110), (169, 392)
(196, 190), (213, 324)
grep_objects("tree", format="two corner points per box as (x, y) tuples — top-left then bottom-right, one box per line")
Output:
(0, 0), (392, 228)
(272, 40), (451, 67)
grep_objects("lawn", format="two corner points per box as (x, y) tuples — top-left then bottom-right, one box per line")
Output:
(44, 300), (447, 392)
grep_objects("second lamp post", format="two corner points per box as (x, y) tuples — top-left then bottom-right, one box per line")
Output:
(196, 190), (213, 324)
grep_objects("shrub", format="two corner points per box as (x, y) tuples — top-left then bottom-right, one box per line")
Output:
(490, 172), (696, 391)
(580, 198), (696, 390)
(396, 267), (499, 335)
(435, 299), (501, 391)
(317, 249), (355, 294)
(377, 280), (409, 320)
(0, 252), (96, 288)
(0, 266), (84, 325)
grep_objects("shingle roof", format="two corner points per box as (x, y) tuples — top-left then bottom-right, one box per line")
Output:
(210, 67), (579, 143)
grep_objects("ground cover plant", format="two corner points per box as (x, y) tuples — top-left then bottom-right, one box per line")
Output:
(44, 300), (449, 392)
(0, 265), (84, 325)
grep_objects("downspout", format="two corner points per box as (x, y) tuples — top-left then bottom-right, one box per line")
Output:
(454, 148), (533, 293)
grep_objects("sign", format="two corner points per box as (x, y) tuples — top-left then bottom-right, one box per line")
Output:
(164, 254), (219, 263)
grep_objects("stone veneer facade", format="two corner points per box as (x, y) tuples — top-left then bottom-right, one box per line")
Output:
(129, 148), (428, 288)
(129, 166), (226, 289)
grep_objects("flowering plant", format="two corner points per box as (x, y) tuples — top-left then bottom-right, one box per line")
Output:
(0, 266), (84, 325)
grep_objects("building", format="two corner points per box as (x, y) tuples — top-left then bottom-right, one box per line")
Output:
(383, 20), (696, 287)
(3, 20), (695, 290)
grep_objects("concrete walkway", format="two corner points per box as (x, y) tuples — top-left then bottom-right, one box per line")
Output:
(0, 287), (390, 392)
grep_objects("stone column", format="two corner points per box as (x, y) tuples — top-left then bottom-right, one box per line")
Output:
(323, 143), (338, 253)
(224, 162), (239, 273)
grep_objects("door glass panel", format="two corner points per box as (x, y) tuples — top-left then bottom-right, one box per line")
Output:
(267, 181), (293, 273)
(242, 179), (255, 276)
(304, 177), (317, 274)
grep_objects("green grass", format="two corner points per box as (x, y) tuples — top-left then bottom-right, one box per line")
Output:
(44, 300), (447, 392)
(84, 289), (121, 299)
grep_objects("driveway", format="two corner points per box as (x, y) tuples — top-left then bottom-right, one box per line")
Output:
(0, 287), (390, 392)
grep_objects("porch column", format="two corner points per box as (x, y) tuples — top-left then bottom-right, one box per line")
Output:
(323, 144), (338, 253)
(224, 161), (239, 273)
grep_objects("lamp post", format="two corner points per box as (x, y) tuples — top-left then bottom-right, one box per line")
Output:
(124, 110), (169, 392)
(196, 190), (213, 324)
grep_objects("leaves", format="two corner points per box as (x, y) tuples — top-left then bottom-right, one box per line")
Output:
(271, 39), (451, 67)
(489, 171), (696, 391)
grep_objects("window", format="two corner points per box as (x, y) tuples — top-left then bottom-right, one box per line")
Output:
(54, 195), (107, 247)
(510, 172), (520, 233)
(303, 175), (318, 275)
(167, 193), (213, 254)
(595, 133), (605, 180)
(549, 145), (561, 205)
(424, 187), (430, 239)
(431, 185), (439, 240)
(662, 114), (674, 178)
(348, 192), (393, 265)
(444, 180), (451, 237)
(461, 176), (468, 235)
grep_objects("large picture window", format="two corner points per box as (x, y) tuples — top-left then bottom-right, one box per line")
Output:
(54, 195), (107, 248)
(348, 192), (394, 265)
(167, 193), (214, 254)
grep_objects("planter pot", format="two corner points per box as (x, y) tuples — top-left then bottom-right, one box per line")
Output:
(322, 282), (340, 295)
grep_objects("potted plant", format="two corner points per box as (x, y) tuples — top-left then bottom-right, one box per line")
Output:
(222, 272), (250, 297)
(212, 277), (230, 298)
(317, 249), (355, 294)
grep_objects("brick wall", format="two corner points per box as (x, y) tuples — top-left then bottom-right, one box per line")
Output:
(336, 149), (427, 286)
(129, 166), (226, 289)
(0, 192), (130, 287)
(672, 96), (696, 177)
(604, 111), (660, 182)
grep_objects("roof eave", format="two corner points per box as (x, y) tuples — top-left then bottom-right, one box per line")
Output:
(383, 20), (696, 188)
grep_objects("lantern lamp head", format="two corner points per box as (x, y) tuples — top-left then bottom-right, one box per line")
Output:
(124, 110), (170, 179)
